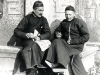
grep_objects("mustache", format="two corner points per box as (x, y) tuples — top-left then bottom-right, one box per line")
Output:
(39, 13), (42, 16)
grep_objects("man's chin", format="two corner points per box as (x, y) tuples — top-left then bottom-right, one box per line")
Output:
(67, 19), (73, 21)
(38, 15), (42, 17)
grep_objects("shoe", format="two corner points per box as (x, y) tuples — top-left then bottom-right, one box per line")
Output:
(26, 69), (31, 75)
(26, 69), (38, 75)
(45, 60), (52, 68)
(52, 63), (65, 69)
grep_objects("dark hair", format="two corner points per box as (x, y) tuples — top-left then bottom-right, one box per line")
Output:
(33, 1), (44, 9)
(65, 5), (75, 12)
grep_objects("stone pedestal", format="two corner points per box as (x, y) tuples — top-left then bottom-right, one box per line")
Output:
(0, 46), (22, 75)
(0, 42), (100, 75)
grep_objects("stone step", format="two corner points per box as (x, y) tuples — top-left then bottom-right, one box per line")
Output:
(0, 46), (22, 75)
(53, 68), (69, 75)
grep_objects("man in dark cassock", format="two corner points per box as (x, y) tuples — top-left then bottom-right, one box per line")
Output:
(12, 1), (51, 75)
(45, 6), (89, 75)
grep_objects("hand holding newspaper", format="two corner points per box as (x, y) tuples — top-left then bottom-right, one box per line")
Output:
(33, 29), (51, 51)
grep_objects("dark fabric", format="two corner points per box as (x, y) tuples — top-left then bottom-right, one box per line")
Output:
(26, 69), (38, 75)
(72, 55), (87, 75)
(26, 68), (57, 75)
(55, 18), (89, 45)
(46, 39), (87, 75)
(46, 18), (89, 75)
(14, 12), (51, 40)
(22, 40), (44, 68)
(37, 68), (57, 75)
(13, 51), (26, 75)
(46, 39), (82, 67)
(7, 35), (22, 46)
(12, 12), (51, 75)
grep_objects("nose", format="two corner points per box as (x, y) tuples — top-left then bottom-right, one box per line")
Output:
(67, 15), (70, 18)
(41, 11), (43, 14)
(65, 14), (69, 18)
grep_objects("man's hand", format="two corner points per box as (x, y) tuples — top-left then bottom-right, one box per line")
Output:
(67, 36), (71, 44)
(56, 32), (62, 39)
(26, 33), (34, 38)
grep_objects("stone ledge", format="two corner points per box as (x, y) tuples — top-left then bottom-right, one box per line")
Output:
(0, 45), (22, 53)
(0, 70), (25, 75)
(0, 70), (12, 75)
(81, 42), (100, 72)
(80, 42), (100, 58)
(0, 42), (100, 75)
(86, 42), (100, 47)
(53, 68), (69, 75)
(0, 45), (23, 75)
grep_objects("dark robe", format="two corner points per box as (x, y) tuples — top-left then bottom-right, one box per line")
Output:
(46, 18), (89, 75)
(12, 12), (51, 74)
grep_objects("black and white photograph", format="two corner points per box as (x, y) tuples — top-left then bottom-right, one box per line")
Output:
(0, 0), (100, 75)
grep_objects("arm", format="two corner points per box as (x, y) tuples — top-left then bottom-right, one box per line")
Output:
(70, 19), (89, 45)
(39, 17), (51, 40)
(54, 22), (63, 39)
(14, 16), (28, 39)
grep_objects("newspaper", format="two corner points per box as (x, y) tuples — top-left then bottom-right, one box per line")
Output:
(35, 40), (51, 51)
(33, 29), (51, 51)
(34, 29), (39, 37)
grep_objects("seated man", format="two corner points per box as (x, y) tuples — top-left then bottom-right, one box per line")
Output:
(12, 1), (51, 75)
(45, 6), (89, 75)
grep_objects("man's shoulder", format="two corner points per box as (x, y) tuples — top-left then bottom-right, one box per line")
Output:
(62, 19), (66, 22)
(41, 16), (48, 22)
(74, 18), (87, 27)
(25, 13), (32, 19)
(41, 16), (47, 20)
(74, 18), (85, 23)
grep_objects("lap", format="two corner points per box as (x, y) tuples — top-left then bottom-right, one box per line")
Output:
(52, 39), (82, 56)
(22, 39), (35, 47)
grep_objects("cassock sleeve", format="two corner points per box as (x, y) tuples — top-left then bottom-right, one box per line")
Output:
(14, 16), (28, 39)
(39, 17), (51, 40)
(70, 19), (89, 45)
(54, 22), (63, 39)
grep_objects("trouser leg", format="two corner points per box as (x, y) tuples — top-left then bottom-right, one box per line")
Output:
(22, 47), (32, 69)
(46, 39), (70, 68)
(68, 56), (74, 75)
(72, 55), (87, 75)
(22, 40), (34, 69)
(31, 42), (43, 67)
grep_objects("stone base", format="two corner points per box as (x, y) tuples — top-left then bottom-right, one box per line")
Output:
(0, 42), (100, 75)
(0, 71), (26, 75)
(0, 46), (22, 75)
(53, 68), (69, 75)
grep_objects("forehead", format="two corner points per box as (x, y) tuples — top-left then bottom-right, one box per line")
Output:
(65, 10), (75, 14)
(35, 7), (44, 10)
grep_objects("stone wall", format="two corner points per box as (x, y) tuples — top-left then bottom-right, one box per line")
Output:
(0, 46), (22, 75)
(1, 0), (100, 45)
(0, 0), (24, 45)
(75, 0), (100, 42)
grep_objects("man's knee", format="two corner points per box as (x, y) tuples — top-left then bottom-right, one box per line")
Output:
(53, 39), (63, 43)
(23, 40), (35, 47)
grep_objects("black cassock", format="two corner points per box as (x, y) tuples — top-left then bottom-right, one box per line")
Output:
(11, 12), (51, 74)
(46, 18), (89, 75)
